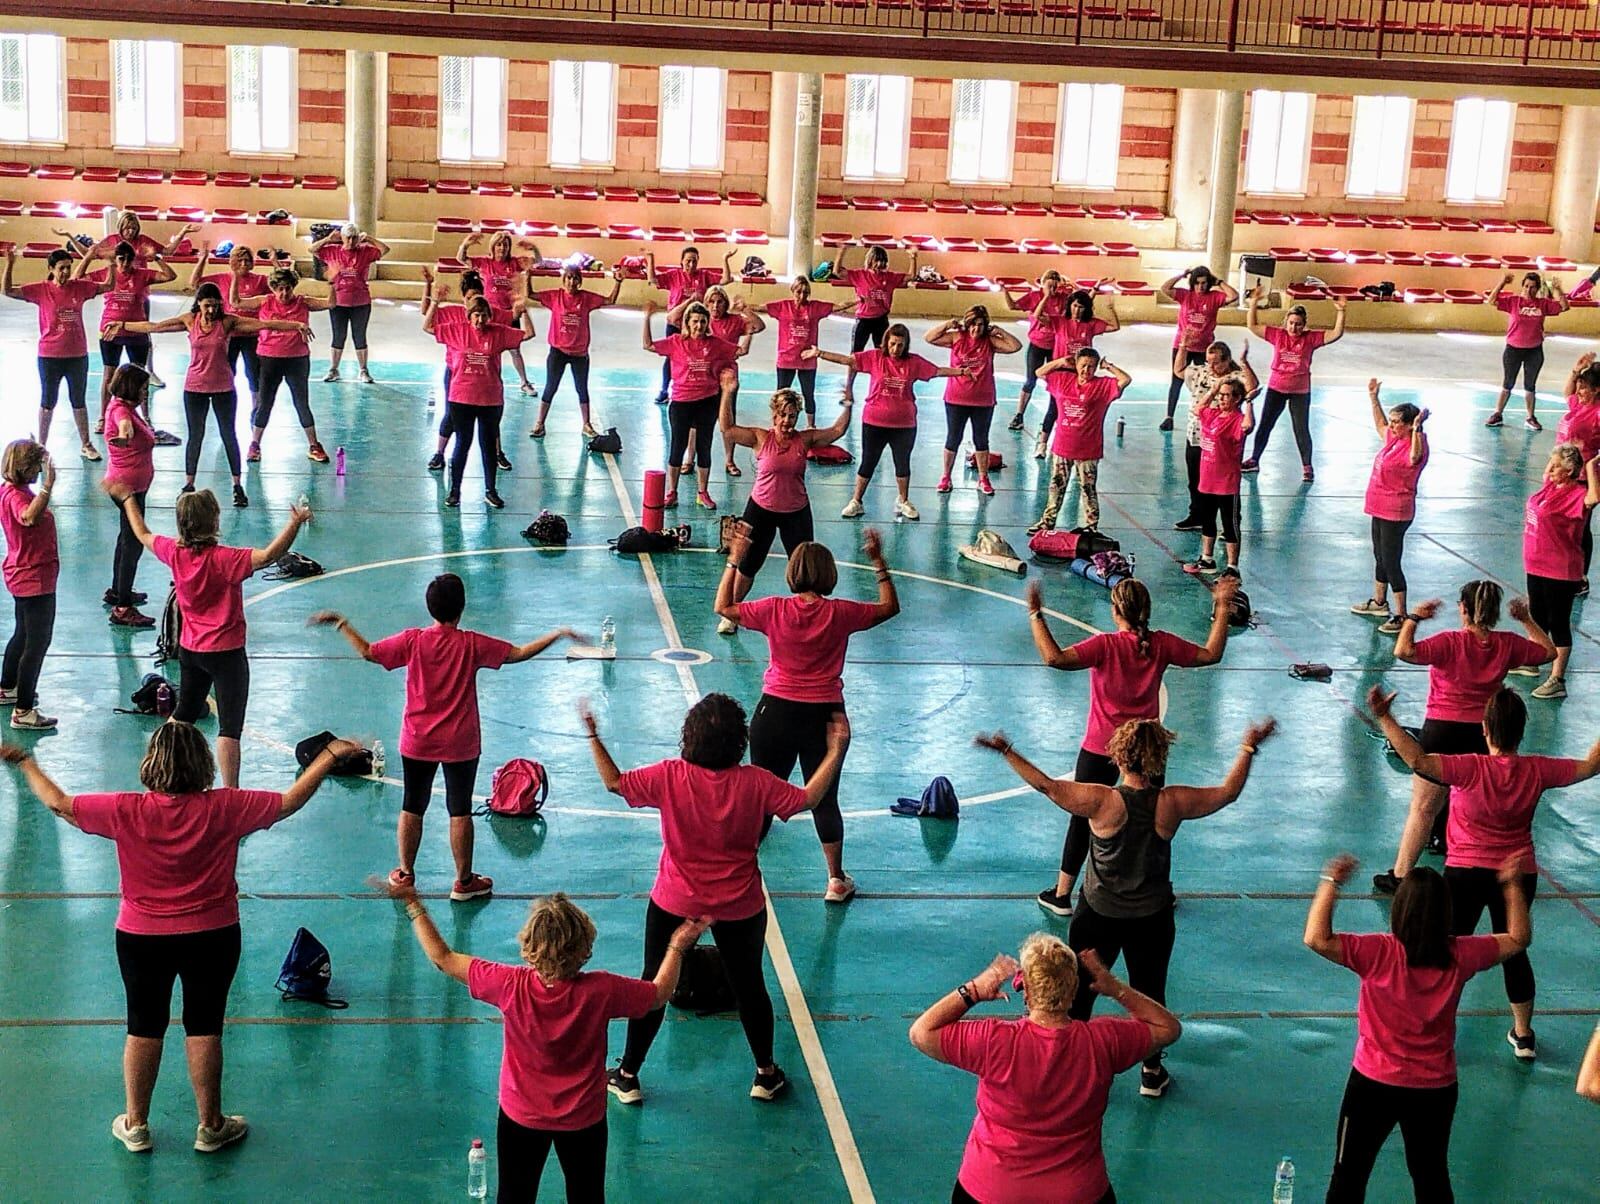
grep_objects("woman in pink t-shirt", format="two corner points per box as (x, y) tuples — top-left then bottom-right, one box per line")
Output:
(715, 529), (899, 900)
(0, 439), (58, 730)
(382, 885), (705, 1199)
(828, 245), (919, 401)
(1305, 852), (1529, 1202)
(187, 243), (270, 414)
(309, 224), (390, 383)
(1003, 269), (1068, 431)
(763, 275), (851, 425)
(1522, 443), (1600, 700)
(457, 230), (540, 394)
(584, 693), (848, 1103)
(102, 365), (159, 628)
(1353, 380), (1429, 635)
(647, 245), (729, 404)
(1181, 377), (1255, 579)
(77, 239), (175, 428)
(1555, 354), (1600, 588)
(2, 722), (354, 1155)
(643, 300), (743, 509)
(527, 263), (623, 440)
(1242, 289), (1346, 482)
(1029, 348), (1131, 533)
(228, 267), (333, 464)
(423, 294), (530, 510)
(926, 306), (1023, 496)
(1158, 265), (1237, 430)
(1487, 271), (1569, 430)
(1025, 285), (1121, 457)
(910, 938), (1180, 1204)
(668, 285), (764, 477)
(4, 246), (107, 461)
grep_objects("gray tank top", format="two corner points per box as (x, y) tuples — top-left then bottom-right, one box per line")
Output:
(1081, 785), (1174, 919)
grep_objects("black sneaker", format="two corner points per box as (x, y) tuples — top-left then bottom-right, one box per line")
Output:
(1007, 413), (1024, 431)
(1173, 516), (1202, 532)
(232, 485), (248, 509)
(1158, 417), (1174, 432)
(1507, 1029), (1537, 1061)
(1372, 871), (1400, 895)
(1036, 888), (1072, 917)
(444, 491), (461, 508)
(103, 589), (147, 606)
(607, 1066), (643, 1105)
(750, 1067), (789, 1101)
(653, 393), (669, 406)
(1580, 579), (1590, 599)
(496, 451), (513, 472)
(1139, 1061), (1171, 1097)
(484, 490), (505, 509)
(426, 453), (445, 472)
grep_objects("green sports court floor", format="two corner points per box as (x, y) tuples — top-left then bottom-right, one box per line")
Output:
(0, 299), (1595, 1201)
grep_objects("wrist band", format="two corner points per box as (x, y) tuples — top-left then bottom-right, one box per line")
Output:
(405, 903), (426, 921)
(956, 982), (976, 1007)
(1029, 610), (1043, 620)
(1241, 745), (1256, 755)
(1319, 874), (1338, 885)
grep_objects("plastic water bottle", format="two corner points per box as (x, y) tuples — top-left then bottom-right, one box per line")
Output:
(335, 446), (346, 476)
(1273, 1156), (1295, 1203)
(600, 615), (616, 653)
(370, 740), (385, 778)
(1115, 416), (1126, 440)
(467, 1138), (487, 1199)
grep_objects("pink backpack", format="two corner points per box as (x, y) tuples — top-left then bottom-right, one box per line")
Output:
(487, 759), (549, 817)
(1028, 529), (1083, 561)
(807, 444), (854, 464)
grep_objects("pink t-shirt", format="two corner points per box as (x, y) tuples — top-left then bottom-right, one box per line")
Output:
(0, 484), (57, 597)
(200, 271), (269, 318)
(19, 279), (98, 358)
(150, 536), (255, 653)
(944, 333), (997, 407)
(368, 624), (514, 762)
(1340, 931), (1502, 1088)
(185, 318), (235, 393)
(1051, 317), (1110, 360)
(845, 268), (906, 320)
(940, 1016), (1150, 1204)
(1263, 326), (1328, 394)
(437, 321), (528, 407)
(72, 788), (281, 935)
(536, 289), (608, 357)
(319, 244), (383, 307)
(1438, 753), (1577, 870)
(103, 398), (155, 493)
(467, 960), (658, 1131)
(766, 299), (835, 370)
(1556, 395), (1600, 462)
(1172, 286), (1226, 352)
(654, 334), (739, 403)
(91, 266), (160, 331)
(466, 256), (525, 310)
(1197, 406), (1246, 495)
(858, 349), (938, 428)
(1050, 375), (1125, 461)
(1364, 429), (1428, 522)
(749, 433), (809, 514)
(1410, 629), (1550, 724)
(1069, 629), (1203, 755)
(738, 594), (879, 702)
(710, 314), (747, 346)
(1498, 293), (1563, 349)
(1523, 479), (1588, 581)
(616, 759), (809, 921)
(1018, 289), (1070, 349)
(654, 266), (720, 308)
(254, 295), (310, 358)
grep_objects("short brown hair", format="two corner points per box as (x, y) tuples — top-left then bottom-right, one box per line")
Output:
(1, 440), (45, 486)
(175, 489), (221, 547)
(785, 541), (838, 596)
(108, 363), (150, 404)
(679, 692), (748, 769)
(769, 389), (802, 421)
(518, 893), (597, 981)
(1107, 719), (1175, 779)
(140, 722), (217, 794)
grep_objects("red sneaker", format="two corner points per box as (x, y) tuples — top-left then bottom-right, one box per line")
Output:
(450, 873), (494, 901)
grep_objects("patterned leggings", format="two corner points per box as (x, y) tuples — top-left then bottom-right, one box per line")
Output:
(1037, 456), (1100, 529)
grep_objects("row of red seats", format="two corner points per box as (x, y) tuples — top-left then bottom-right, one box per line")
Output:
(435, 218), (769, 244)
(0, 163), (336, 190)
(1296, 14), (1600, 38)
(0, 199), (292, 225)
(820, 232), (1140, 256)
(824, 1), (1165, 18)
(817, 195), (1164, 221)
(1270, 245), (1577, 270)
(398, 180), (763, 206)
(1237, 209), (1555, 233)
(1283, 282), (1599, 306)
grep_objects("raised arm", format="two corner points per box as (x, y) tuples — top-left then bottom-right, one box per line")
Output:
(924, 318), (960, 349)
(1215, 279), (1240, 304)
(308, 611), (376, 661)
(1, 248), (18, 299)
(1367, 378), (1387, 436)
(1081, 949), (1181, 1051)
(225, 314), (307, 338)
(504, 627), (585, 664)
(186, 249), (210, 294)
(230, 273), (267, 313)
(1157, 272), (1184, 303)
(799, 714), (850, 810)
(1410, 408), (1429, 466)
(250, 503), (311, 571)
(861, 527), (900, 625)
(1491, 272), (1511, 306)
(1101, 358), (1131, 391)
(1024, 580), (1083, 670)
(605, 266), (624, 305)
(1160, 718), (1277, 828)
(580, 703), (623, 793)
(115, 491), (159, 551)
(803, 347), (855, 368)
(163, 223), (200, 256)
(1392, 597), (1439, 661)
(0, 745), (77, 826)
(106, 315), (187, 337)
(147, 257), (177, 286)
(308, 231), (339, 255)
(1550, 279), (1569, 313)
(1246, 285), (1267, 338)
(1237, 344), (1258, 394)
(17, 456), (55, 527)
(976, 732), (1122, 821)
(277, 738), (363, 820)
(717, 369), (760, 448)
(363, 235), (391, 258)
(908, 952), (1021, 1062)
(1100, 295), (1121, 334)
(802, 393), (853, 448)
(1303, 853), (1356, 963)
(988, 325), (1022, 354)
(1586, 454), (1600, 508)
(1324, 297), (1348, 346)
(456, 232), (479, 265)
(1365, 687), (1441, 780)
(1566, 353), (1595, 397)
(1192, 577), (1237, 665)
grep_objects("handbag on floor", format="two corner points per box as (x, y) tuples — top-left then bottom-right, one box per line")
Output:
(276, 927), (348, 1010)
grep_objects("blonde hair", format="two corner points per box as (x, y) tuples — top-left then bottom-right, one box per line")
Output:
(175, 489), (221, 547)
(1, 439), (45, 486)
(1110, 579), (1152, 658)
(139, 722), (216, 794)
(1020, 932), (1078, 1016)
(770, 389), (802, 420)
(518, 893), (596, 981)
(1108, 719), (1175, 779)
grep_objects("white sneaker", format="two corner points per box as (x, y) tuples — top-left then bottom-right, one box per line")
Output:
(0, 686), (16, 705)
(840, 498), (864, 518)
(1349, 598), (1390, 617)
(1507, 664), (1541, 678)
(717, 616), (738, 635)
(112, 1114), (152, 1153)
(194, 1115), (248, 1153)
(9, 708), (57, 730)
(322, 368), (340, 383)
(895, 498), (920, 521)
(824, 874), (856, 903)
(1532, 676), (1567, 700)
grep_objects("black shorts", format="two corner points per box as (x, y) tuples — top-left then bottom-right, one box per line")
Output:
(100, 337), (152, 370)
(174, 646), (251, 739)
(401, 755), (480, 818)
(116, 923), (242, 1038)
(1414, 717), (1488, 785)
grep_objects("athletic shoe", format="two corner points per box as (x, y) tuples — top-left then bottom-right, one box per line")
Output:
(1183, 558), (1217, 575)
(519, 381), (536, 396)
(936, 476), (952, 494)
(1350, 598), (1390, 617)
(387, 868), (414, 889)
(1507, 1029), (1537, 1061)
(323, 368), (340, 383)
(307, 442), (330, 464)
(1007, 413), (1024, 431)
(358, 370), (375, 385)
(444, 491), (461, 508)
(528, 426), (546, 439)
(1372, 870), (1400, 895)
(1302, 465), (1315, 483)
(10, 708), (57, 730)
(1378, 615), (1405, 635)
(484, 490), (506, 510)
(109, 607), (156, 629)
(607, 1066), (643, 1104)
(1508, 663), (1541, 677)
(0, 687), (15, 705)
(581, 423), (599, 439)
(1240, 458), (1259, 473)
(653, 393), (669, 406)
(1532, 676), (1567, 699)
(152, 430), (181, 447)
(840, 498), (864, 518)
(93, 417), (105, 435)
(1138, 1062), (1171, 1098)
(427, 453), (446, 472)
(1036, 888), (1072, 917)
(1173, 517), (1202, 532)
(750, 1067), (789, 1101)
(1579, 578), (1591, 598)
(232, 485), (248, 509)
(725, 462), (742, 478)
(895, 499), (920, 521)
(450, 873), (494, 901)
(80, 443), (102, 462)
(193, 1116), (248, 1153)
(112, 1114), (152, 1153)
(246, 441), (262, 463)
(1525, 416), (1543, 432)
(104, 589), (148, 606)
(977, 476), (995, 496)
(496, 450), (513, 472)
(663, 490), (679, 508)
(147, 372), (166, 390)
(1034, 433), (1048, 459)
(1485, 412), (1504, 427)
(824, 874), (857, 903)
(179, 483), (195, 495)
(696, 491), (717, 510)
(1158, 417), (1174, 432)
(717, 616), (738, 635)
(1218, 566), (1241, 581)
(1026, 518), (1049, 535)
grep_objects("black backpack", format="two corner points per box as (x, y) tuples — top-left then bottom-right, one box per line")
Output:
(587, 428), (623, 455)
(276, 927), (348, 1009)
(1222, 587), (1254, 629)
(114, 672), (175, 717)
(611, 525), (689, 554)
(523, 510), (570, 546)
(294, 730), (374, 776)
(670, 944), (736, 1013)
(154, 585), (181, 665)
(262, 551), (323, 581)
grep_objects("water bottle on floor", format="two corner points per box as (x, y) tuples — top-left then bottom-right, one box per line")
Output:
(1273, 1155), (1294, 1202)
(335, 446), (346, 476)
(370, 740), (385, 778)
(467, 1138), (487, 1199)
(600, 615), (616, 653)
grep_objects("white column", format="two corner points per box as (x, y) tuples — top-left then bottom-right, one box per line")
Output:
(345, 50), (384, 232)
(1169, 88), (1218, 252)
(785, 72), (823, 278)
(1550, 104), (1600, 263)
(767, 73), (798, 229)
(1203, 89), (1244, 279)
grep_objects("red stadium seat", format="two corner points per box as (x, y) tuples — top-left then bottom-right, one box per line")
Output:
(23, 241), (59, 258)
(28, 201), (76, 218)
(817, 194), (849, 210)
(394, 177), (429, 193)
(686, 189), (721, 205)
(1347, 249), (1386, 265)
(602, 186), (639, 203)
(211, 208), (250, 224)
(1501, 253), (1538, 269)
(1538, 255), (1577, 271)
(1012, 202), (1049, 219)
(35, 164), (74, 180)
(733, 229), (769, 244)
(1088, 204), (1128, 220)
(123, 204), (160, 218)
(437, 216), (473, 234)
(861, 233), (902, 248)
(1295, 15), (1335, 30)
(1291, 212), (1330, 227)
(125, 168), (166, 186)
(1444, 288), (1485, 303)
(606, 223), (645, 239)
(1404, 288), (1445, 303)
(1053, 203), (1090, 219)
(933, 198), (971, 214)
(1403, 216), (1442, 230)
(952, 274), (994, 290)
(852, 196), (892, 211)
(994, 275), (1029, 288)
(651, 226), (688, 241)
(1440, 217), (1480, 232)
(1022, 239), (1063, 254)
(645, 188), (680, 204)
(258, 173), (294, 189)
(82, 166), (120, 184)
(1329, 212), (1367, 228)
(1326, 285), (1364, 300)
(566, 222), (602, 238)
(982, 237), (1021, 254)
(1114, 279), (1155, 295)
(0, 161), (29, 178)
(1367, 215), (1405, 230)
(170, 170), (209, 187)
(0, 199), (22, 215)
(1126, 5), (1162, 19)
(166, 205), (206, 221)
(562, 185), (599, 202)
(903, 234), (941, 251)
(1101, 241), (1139, 257)
(1000, 0), (1036, 14)
(691, 227), (729, 243)
(1269, 246), (1309, 262)
(1286, 283), (1327, 300)
(521, 183), (558, 199)
(728, 191), (763, 207)
(1480, 218), (1517, 233)
(1061, 240), (1101, 255)
(435, 258), (464, 275)
(476, 181), (514, 198)
(1254, 210), (1294, 226)
(1424, 251), (1464, 267)
(890, 197), (931, 212)
(1126, 206), (1164, 223)
(1386, 251), (1425, 267)
(1308, 247), (1348, 262)
(303, 174), (339, 190)
(972, 201), (1008, 216)
(819, 232), (854, 248)
(1517, 219), (1555, 234)
(944, 235), (981, 252)
(1462, 254), (1502, 269)
(1415, 20), (1449, 33)
(523, 221), (560, 238)
(1336, 17), (1377, 32)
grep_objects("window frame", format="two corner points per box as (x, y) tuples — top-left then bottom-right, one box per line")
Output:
(1444, 97), (1516, 206)
(437, 54), (508, 167)
(1053, 81), (1124, 191)
(110, 38), (183, 152)
(1345, 94), (1414, 201)
(227, 44), (299, 159)
(1243, 89), (1315, 198)
(657, 64), (725, 175)
(842, 73), (911, 184)
(0, 33), (65, 147)
(548, 59), (617, 172)
(947, 78), (1017, 187)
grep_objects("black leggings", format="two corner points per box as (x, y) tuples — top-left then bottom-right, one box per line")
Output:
(329, 304), (371, 351)
(1182, 441), (1202, 521)
(944, 404), (993, 453)
(1067, 900), (1174, 1068)
(737, 499), (813, 579)
(749, 694), (844, 843)
(401, 755), (479, 818)
(183, 389), (243, 478)
(226, 335), (260, 394)
(955, 1183), (1113, 1204)
(621, 899), (773, 1073)
(2, 592), (55, 711)
(1418, 719), (1486, 848)
(1584, 509), (1595, 576)
(851, 314), (889, 353)
(1501, 344), (1545, 393)
(1197, 490), (1240, 543)
(1527, 572), (1579, 647)
(1021, 342), (1050, 397)
(449, 404), (503, 494)
(174, 646), (250, 739)
(497, 1111), (607, 1203)
(254, 356), (314, 430)
(38, 355), (88, 411)
(1060, 747), (1118, 876)
(858, 423), (915, 482)
(1371, 516), (1413, 595)
(115, 923), (242, 1039)
(668, 395), (718, 471)
(100, 337), (151, 370)
(110, 489), (148, 606)
(543, 348), (592, 408)
(1446, 867), (1537, 1004)
(774, 366), (817, 416)
(1326, 1068), (1457, 1203)
(1165, 349), (1205, 418)
(1250, 388), (1313, 465)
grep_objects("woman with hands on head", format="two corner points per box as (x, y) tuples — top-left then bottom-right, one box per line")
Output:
(925, 306), (1022, 496)
(1520, 443), (1600, 699)
(667, 285), (764, 478)
(910, 938), (1180, 1204)
(643, 299), (743, 510)
(4, 246), (108, 460)
(227, 267), (333, 464)
(526, 263), (624, 440)
(76, 238), (175, 430)
(762, 275), (852, 426)
(1352, 380), (1429, 633)
(1242, 289), (1346, 482)
(308, 223), (390, 383)
(0, 439), (59, 730)
(1028, 349), (1131, 533)
(1486, 270), (1568, 430)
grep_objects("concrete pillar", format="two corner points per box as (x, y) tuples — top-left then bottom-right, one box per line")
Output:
(345, 50), (384, 232)
(1169, 88), (1218, 252)
(1203, 89), (1244, 280)
(785, 72), (823, 278)
(1549, 104), (1600, 263)
(767, 73), (798, 230)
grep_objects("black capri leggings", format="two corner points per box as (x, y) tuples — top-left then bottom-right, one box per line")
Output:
(183, 389), (243, 478)
(1447, 867), (1537, 1004)
(737, 499), (814, 579)
(1067, 900), (1175, 1069)
(226, 335), (260, 394)
(621, 899), (773, 1073)
(543, 348), (592, 408)
(851, 314), (889, 353)
(1183, 441), (1202, 521)
(858, 423), (915, 482)
(38, 355), (88, 411)
(1418, 717), (1487, 848)
(1060, 747), (1118, 877)
(1325, 1068), (1457, 1203)
(1502, 344), (1545, 393)
(944, 404), (993, 453)
(668, 395), (719, 471)
(99, 337), (151, 370)
(1021, 342), (1050, 397)
(1249, 388), (1313, 465)
(775, 366), (817, 416)
(174, 646), (250, 739)
(254, 356), (315, 430)
(749, 694), (844, 843)
(110, 489), (148, 607)
(1527, 571), (1579, 647)
(116, 923), (242, 1038)
(400, 755), (480, 818)
(1197, 490), (1240, 544)
(449, 404), (503, 494)
(1, 592), (55, 712)
(497, 1111), (607, 1204)
(329, 304), (372, 351)
(1165, 349), (1206, 419)
(1371, 516), (1413, 595)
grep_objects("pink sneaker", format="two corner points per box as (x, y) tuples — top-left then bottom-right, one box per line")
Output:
(663, 490), (679, 507)
(450, 873), (494, 901)
(696, 491), (717, 510)
(936, 476), (952, 493)
(977, 476), (995, 496)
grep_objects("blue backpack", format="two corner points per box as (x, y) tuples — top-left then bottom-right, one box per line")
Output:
(276, 927), (348, 1009)
(890, 776), (959, 819)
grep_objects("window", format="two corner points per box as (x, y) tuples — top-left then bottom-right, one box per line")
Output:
(439, 56), (505, 163)
(111, 40), (180, 149)
(0, 34), (63, 144)
(1346, 95), (1413, 199)
(948, 79), (1015, 185)
(1244, 89), (1313, 195)
(658, 65), (724, 173)
(1055, 82), (1123, 189)
(843, 74), (909, 181)
(549, 60), (615, 169)
(228, 45), (296, 156)
(1446, 98), (1515, 204)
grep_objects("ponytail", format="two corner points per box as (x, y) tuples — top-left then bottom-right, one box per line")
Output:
(1458, 579), (1502, 630)
(1110, 579), (1154, 658)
